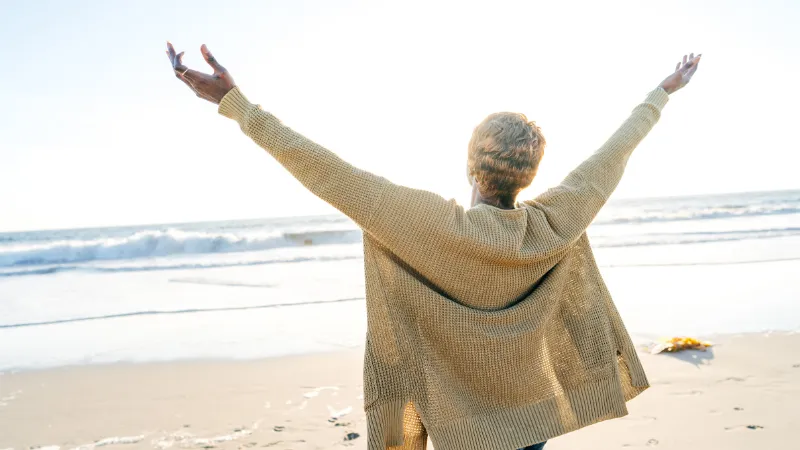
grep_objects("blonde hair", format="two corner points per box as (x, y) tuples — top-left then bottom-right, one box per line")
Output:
(467, 112), (546, 204)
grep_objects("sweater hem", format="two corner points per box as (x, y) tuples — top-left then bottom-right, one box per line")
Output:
(425, 375), (638, 450)
(364, 373), (647, 450)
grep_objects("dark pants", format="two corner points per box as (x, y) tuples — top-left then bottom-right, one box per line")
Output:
(520, 442), (546, 450)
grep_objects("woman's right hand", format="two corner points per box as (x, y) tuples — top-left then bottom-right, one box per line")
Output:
(658, 53), (702, 95)
(166, 42), (236, 105)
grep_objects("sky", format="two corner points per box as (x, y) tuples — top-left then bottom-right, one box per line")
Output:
(1, 0), (798, 232)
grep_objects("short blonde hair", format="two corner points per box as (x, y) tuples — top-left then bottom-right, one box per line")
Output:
(467, 112), (546, 203)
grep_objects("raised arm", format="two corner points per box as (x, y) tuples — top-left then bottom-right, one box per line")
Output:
(524, 53), (702, 241)
(165, 42), (457, 235)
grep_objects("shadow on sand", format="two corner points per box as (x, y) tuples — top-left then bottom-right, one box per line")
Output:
(663, 348), (716, 367)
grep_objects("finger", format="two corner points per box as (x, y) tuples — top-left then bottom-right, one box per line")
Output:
(201, 44), (225, 73)
(675, 61), (681, 72)
(682, 54), (688, 66)
(683, 53), (701, 71)
(166, 46), (176, 66)
(166, 42), (184, 70)
(172, 52), (189, 73)
(689, 55), (701, 73)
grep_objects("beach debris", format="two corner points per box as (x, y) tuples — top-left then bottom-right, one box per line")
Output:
(327, 406), (353, 422)
(273, 426), (285, 432)
(334, 422), (352, 427)
(792, 363), (800, 368)
(734, 407), (744, 411)
(648, 337), (713, 354)
(646, 439), (659, 446)
(725, 424), (765, 431)
(343, 433), (360, 441)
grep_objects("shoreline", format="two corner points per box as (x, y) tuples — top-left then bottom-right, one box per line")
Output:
(2, 333), (799, 449)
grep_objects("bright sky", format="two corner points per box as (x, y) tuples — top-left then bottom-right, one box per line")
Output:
(1, 0), (798, 232)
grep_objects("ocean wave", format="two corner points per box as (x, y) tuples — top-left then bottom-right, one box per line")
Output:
(0, 228), (362, 268)
(592, 227), (800, 248)
(595, 203), (800, 225)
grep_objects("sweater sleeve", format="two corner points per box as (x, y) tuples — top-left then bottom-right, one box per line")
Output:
(218, 87), (459, 239)
(523, 88), (669, 240)
(218, 87), (392, 228)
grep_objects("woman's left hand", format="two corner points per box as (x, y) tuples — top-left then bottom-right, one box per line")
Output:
(658, 53), (702, 95)
(166, 42), (236, 104)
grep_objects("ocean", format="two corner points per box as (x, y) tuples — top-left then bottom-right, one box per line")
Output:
(1, 190), (799, 371)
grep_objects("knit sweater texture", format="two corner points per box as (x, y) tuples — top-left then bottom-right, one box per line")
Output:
(219, 87), (670, 450)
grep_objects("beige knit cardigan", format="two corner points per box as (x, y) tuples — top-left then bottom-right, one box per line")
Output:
(219, 87), (670, 450)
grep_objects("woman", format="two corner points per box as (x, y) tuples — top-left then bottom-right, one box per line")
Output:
(165, 43), (700, 450)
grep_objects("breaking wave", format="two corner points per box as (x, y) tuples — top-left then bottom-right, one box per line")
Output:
(0, 228), (362, 268)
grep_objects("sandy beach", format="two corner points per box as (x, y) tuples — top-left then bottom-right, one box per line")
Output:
(1, 333), (798, 450)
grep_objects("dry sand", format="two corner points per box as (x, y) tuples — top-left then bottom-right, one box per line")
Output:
(1, 333), (798, 450)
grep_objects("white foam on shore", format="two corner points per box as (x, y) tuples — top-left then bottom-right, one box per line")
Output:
(152, 422), (260, 448)
(327, 405), (353, 421)
(303, 386), (339, 398)
(69, 435), (144, 450)
(0, 389), (22, 407)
